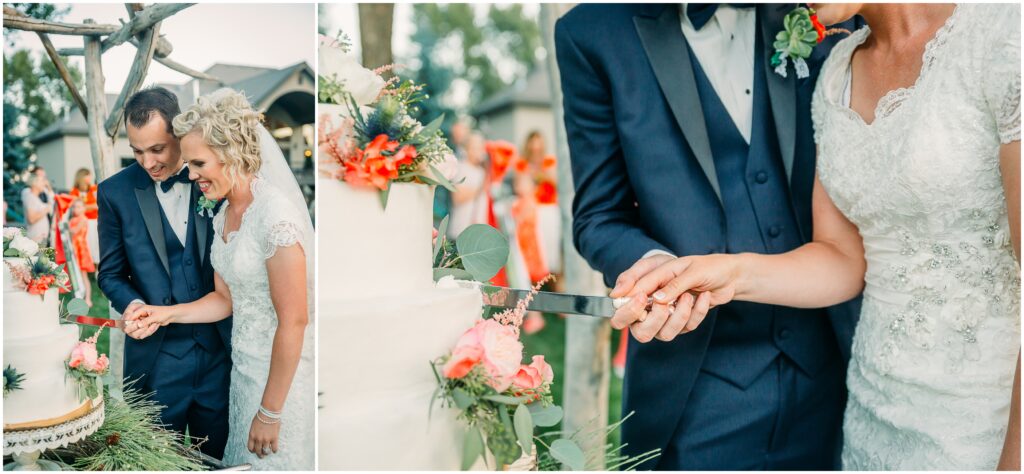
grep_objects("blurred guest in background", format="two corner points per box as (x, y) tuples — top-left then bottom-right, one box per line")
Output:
(69, 167), (100, 265)
(21, 172), (52, 243)
(68, 198), (95, 306)
(448, 132), (490, 238)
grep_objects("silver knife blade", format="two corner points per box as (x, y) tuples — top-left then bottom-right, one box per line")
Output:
(458, 282), (638, 318)
(60, 314), (126, 331)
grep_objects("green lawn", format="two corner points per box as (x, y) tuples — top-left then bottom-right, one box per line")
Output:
(520, 312), (625, 448)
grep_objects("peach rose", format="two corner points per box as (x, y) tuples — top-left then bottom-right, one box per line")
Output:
(477, 319), (523, 391)
(92, 354), (110, 373)
(512, 364), (543, 390)
(68, 341), (98, 370)
(528, 355), (554, 385)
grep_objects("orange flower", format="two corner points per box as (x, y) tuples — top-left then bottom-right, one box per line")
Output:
(364, 134), (399, 159)
(514, 158), (529, 174)
(541, 154), (556, 170)
(535, 180), (558, 204)
(486, 140), (517, 183)
(392, 145), (418, 168)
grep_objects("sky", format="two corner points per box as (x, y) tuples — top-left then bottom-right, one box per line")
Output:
(5, 3), (316, 93)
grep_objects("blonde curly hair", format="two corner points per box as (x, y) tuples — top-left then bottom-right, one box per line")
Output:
(172, 88), (264, 189)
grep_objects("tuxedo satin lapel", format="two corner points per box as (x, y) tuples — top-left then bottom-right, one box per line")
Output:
(634, 5), (722, 203)
(191, 183), (209, 266)
(760, 4), (797, 184)
(133, 182), (171, 276)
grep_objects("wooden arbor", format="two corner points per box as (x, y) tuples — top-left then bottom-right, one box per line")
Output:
(3, 3), (224, 182)
(3, 3), (223, 394)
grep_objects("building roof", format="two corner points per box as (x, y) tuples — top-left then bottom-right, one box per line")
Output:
(471, 64), (552, 118)
(31, 62), (313, 146)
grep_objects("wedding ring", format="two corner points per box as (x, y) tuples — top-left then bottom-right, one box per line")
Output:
(262, 446), (271, 455)
(668, 304), (676, 314)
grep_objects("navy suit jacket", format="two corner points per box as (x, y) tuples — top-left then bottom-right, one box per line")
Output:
(555, 3), (862, 464)
(96, 162), (232, 386)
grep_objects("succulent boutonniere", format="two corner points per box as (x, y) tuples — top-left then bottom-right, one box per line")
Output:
(196, 196), (218, 217)
(771, 6), (847, 79)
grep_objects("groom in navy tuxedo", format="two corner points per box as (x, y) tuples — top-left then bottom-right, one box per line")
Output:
(556, 4), (862, 470)
(97, 87), (231, 459)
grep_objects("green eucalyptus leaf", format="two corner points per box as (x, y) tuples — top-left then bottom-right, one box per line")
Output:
(513, 404), (534, 457)
(428, 164), (457, 192)
(378, 183), (391, 210)
(527, 404), (563, 427)
(550, 439), (586, 471)
(452, 388), (475, 410)
(455, 224), (509, 282)
(433, 267), (475, 282)
(462, 427), (484, 471)
(417, 115), (445, 141)
(481, 394), (529, 405)
(66, 298), (90, 316)
(433, 215), (449, 262)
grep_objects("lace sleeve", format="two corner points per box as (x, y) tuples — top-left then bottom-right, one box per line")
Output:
(263, 220), (304, 260)
(981, 5), (1021, 144)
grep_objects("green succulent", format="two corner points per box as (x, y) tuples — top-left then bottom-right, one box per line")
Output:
(3, 365), (25, 397)
(771, 7), (820, 65)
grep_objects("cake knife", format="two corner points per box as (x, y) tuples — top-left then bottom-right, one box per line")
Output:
(454, 281), (651, 318)
(60, 314), (126, 330)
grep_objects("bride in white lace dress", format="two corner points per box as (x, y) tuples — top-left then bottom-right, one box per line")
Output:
(608, 3), (1020, 470)
(126, 90), (315, 470)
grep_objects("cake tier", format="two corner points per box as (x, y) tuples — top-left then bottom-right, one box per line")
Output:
(319, 285), (482, 469)
(318, 177), (435, 299)
(3, 258), (62, 339)
(3, 325), (91, 428)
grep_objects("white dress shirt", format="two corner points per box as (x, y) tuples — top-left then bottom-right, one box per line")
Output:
(641, 6), (757, 262)
(679, 3), (756, 143)
(155, 164), (191, 247)
(128, 164), (191, 309)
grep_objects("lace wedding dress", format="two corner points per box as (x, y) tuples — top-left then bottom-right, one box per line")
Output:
(812, 4), (1021, 470)
(212, 177), (315, 470)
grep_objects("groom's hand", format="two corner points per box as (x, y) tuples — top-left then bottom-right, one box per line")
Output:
(609, 253), (674, 330)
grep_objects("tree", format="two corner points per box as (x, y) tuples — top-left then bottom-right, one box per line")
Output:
(358, 3), (394, 70)
(405, 4), (542, 120)
(3, 4), (82, 220)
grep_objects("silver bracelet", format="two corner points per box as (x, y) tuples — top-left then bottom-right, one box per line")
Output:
(255, 411), (281, 425)
(259, 405), (282, 419)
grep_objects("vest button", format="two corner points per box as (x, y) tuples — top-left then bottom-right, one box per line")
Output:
(768, 226), (781, 238)
(189, 285), (196, 291)
(185, 259), (193, 266)
(162, 297), (171, 305)
(778, 328), (792, 340)
(755, 171), (768, 184)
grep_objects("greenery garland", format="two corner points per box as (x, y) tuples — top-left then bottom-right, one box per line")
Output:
(46, 385), (206, 471)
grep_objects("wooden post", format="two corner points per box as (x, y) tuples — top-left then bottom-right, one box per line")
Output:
(540, 4), (610, 468)
(105, 20), (161, 137)
(84, 20), (124, 395)
(357, 3), (394, 70)
(83, 22), (117, 181)
(35, 32), (87, 117)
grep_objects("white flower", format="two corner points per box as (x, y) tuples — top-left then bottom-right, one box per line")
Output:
(9, 235), (38, 257)
(3, 227), (20, 240)
(436, 152), (460, 183)
(319, 47), (386, 106)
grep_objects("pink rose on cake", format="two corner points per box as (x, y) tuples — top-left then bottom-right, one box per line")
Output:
(443, 318), (523, 391)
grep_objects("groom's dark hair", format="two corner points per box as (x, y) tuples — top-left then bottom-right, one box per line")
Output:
(124, 86), (180, 133)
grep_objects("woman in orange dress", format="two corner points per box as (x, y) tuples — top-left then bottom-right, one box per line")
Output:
(68, 168), (98, 219)
(68, 199), (95, 306)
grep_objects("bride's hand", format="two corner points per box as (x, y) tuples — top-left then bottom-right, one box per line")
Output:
(248, 413), (280, 459)
(123, 305), (176, 340)
(626, 254), (741, 341)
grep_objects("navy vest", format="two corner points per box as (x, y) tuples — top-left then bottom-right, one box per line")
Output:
(156, 192), (223, 358)
(689, 25), (839, 388)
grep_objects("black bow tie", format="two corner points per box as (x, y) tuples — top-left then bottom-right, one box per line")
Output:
(159, 166), (191, 193)
(687, 3), (756, 31)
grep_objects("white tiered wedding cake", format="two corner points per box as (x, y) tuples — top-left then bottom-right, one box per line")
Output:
(3, 257), (93, 431)
(318, 180), (483, 470)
